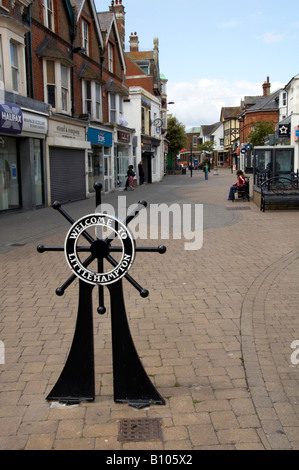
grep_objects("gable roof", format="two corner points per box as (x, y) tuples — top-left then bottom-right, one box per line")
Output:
(244, 89), (280, 114)
(220, 106), (241, 121)
(97, 11), (126, 72)
(71, 0), (104, 49)
(202, 122), (222, 136)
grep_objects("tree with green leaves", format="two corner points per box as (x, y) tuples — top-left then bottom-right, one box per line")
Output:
(166, 116), (187, 168)
(197, 140), (215, 153)
(248, 120), (275, 147)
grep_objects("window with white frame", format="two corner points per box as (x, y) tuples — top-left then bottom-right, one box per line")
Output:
(42, 0), (55, 31)
(82, 80), (102, 121)
(108, 43), (114, 73)
(141, 96), (151, 135)
(95, 83), (101, 120)
(10, 41), (19, 92)
(61, 65), (69, 112)
(46, 60), (55, 108)
(82, 19), (89, 55)
(45, 60), (70, 113)
(0, 37), (3, 83)
(193, 136), (197, 147)
(83, 80), (92, 114)
(109, 93), (116, 122)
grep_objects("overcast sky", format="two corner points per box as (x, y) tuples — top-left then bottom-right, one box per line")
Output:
(96, 0), (298, 129)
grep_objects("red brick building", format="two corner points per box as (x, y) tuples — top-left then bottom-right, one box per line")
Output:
(239, 77), (279, 145)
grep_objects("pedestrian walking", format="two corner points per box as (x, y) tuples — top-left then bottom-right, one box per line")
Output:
(125, 165), (135, 190)
(138, 161), (145, 186)
(204, 163), (209, 180)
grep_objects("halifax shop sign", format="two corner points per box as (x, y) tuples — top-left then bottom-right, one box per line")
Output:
(0, 102), (23, 134)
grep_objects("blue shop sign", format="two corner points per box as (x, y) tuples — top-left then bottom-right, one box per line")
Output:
(87, 128), (112, 146)
(0, 102), (23, 134)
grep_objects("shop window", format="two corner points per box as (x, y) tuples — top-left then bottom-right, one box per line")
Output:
(0, 136), (20, 211)
(34, 139), (44, 207)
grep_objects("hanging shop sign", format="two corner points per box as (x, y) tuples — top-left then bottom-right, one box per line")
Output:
(278, 123), (290, 138)
(0, 102), (23, 134)
(117, 131), (130, 143)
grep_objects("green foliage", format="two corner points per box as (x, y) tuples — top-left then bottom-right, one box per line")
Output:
(197, 140), (215, 153)
(248, 120), (275, 147)
(167, 116), (187, 156)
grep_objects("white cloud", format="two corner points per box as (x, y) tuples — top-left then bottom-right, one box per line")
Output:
(167, 79), (285, 128)
(221, 18), (240, 28)
(260, 32), (284, 43)
(167, 79), (259, 127)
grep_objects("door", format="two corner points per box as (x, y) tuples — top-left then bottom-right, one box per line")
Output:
(104, 149), (112, 193)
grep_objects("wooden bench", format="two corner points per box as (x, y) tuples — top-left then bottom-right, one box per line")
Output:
(260, 176), (299, 212)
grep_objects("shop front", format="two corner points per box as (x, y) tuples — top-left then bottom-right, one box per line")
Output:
(114, 128), (134, 189)
(0, 97), (48, 212)
(141, 136), (161, 184)
(87, 126), (113, 193)
(47, 116), (90, 205)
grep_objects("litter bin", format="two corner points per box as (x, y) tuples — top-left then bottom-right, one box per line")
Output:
(182, 168), (186, 175)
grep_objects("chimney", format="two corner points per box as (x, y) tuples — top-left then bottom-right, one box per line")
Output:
(130, 32), (139, 52)
(153, 37), (159, 65)
(263, 76), (271, 96)
(109, 0), (126, 51)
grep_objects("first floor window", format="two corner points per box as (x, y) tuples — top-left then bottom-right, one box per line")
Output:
(0, 37), (3, 83)
(46, 60), (55, 108)
(84, 81), (92, 114)
(61, 65), (68, 111)
(110, 94), (116, 122)
(45, 60), (70, 113)
(95, 83), (101, 120)
(10, 42), (19, 92)
(82, 81), (102, 120)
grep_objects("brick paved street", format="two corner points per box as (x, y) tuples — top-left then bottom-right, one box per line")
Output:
(0, 169), (298, 450)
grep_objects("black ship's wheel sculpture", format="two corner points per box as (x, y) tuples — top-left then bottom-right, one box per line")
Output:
(37, 182), (166, 408)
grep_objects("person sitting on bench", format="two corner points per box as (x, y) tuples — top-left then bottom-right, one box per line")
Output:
(228, 170), (246, 200)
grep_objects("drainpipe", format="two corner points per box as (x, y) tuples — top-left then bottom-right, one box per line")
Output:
(24, 2), (34, 98)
